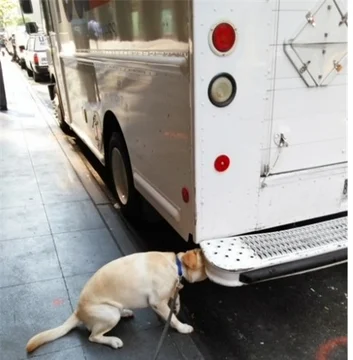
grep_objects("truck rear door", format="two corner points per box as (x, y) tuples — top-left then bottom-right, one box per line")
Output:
(263, 0), (347, 175)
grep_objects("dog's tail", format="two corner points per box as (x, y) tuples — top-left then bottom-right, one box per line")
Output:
(26, 312), (80, 353)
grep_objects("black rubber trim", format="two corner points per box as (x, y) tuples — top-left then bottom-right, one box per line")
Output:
(208, 73), (237, 107)
(239, 248), (347, 284)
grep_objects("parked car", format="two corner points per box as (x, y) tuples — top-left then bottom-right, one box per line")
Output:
(24, 33), (49, 82)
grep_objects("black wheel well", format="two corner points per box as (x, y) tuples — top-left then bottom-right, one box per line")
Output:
(103, 111), (126, 164)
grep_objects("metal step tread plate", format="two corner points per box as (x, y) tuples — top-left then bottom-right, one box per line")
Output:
(200, 217), (347, 286)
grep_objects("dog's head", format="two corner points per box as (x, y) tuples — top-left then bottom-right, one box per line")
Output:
(180, 249), (208, 283)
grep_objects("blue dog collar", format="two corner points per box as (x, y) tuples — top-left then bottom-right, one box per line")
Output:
(176, 256), (183, 278)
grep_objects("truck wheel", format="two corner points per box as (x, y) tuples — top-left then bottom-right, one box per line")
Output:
(53, 84), (70, 134)
(109, 132), (141, 220)
(27, 68), (33, 77)
(33, 71), (40, 83)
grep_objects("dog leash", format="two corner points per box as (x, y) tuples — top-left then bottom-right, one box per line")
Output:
(152, 276), (183, 360)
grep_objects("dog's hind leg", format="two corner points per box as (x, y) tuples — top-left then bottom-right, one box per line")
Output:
(85, 304), (124, 349)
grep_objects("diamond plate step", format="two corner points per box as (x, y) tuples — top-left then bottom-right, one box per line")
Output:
(200, 217), (347, 286)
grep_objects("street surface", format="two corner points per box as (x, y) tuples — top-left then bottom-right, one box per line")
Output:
(20, 63), (347, 360)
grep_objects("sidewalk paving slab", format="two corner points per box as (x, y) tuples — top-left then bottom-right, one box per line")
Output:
(0, 235), (62, 288)
(54, 228), (121, 277)
(0, 278), (83, 360)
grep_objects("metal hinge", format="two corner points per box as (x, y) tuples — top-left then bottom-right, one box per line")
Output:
(263, 164), (270, 176)
(342, 179), (348, 197)
(339, 13), (348, 26)
(299, 61), (311, 74)
(333, 60), (343, 72)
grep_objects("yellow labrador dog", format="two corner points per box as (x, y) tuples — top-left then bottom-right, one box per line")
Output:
(26, 249), (207, 353)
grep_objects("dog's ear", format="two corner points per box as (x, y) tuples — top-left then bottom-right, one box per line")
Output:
(182, 249), (201, 270)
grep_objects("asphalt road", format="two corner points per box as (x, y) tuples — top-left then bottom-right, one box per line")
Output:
(26, 71), (347, 360)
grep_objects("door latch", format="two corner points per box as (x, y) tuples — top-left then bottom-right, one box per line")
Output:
(274, 133), (289, 147)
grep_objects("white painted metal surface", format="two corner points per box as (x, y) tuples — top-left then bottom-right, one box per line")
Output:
(201, 216), (347, 286)
(193, 0), (347, 242)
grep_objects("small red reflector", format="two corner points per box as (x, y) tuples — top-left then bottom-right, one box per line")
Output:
(214, 155), (230, 172)
(34, 53), (39, 65)
(182, 187), (190, 203)
(212, 23), (236, 53)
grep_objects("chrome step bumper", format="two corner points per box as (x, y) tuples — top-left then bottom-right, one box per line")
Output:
(200, 216), (347, 286)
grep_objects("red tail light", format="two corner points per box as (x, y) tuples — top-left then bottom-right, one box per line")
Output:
(214, 155), (230, 172)
(211, 22), (236, 54)
(34, 53), (39, 65)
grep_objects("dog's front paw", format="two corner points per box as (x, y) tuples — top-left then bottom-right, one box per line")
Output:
(177, 323), (194, 334)
(110, 337), (124, 349)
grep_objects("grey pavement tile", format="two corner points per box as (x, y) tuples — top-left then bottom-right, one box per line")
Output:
(54, 228), (121, 277)
(45, 200), (105, 234)
(25, 129), (62, 153)
(21, 117), (48, 130)
(0, 279), (83, 359)
(98, 204), (140, 255)
(0, 112), (24, 130)
(21, 346), (86, 360)
(0, 131), (28, 158)
(82, 325), (182, 360)
(31, 150), (68, 167)
(0, 205), (51, 241)
(0, 235), (62, 288)
(35, 164), (89, 205)
(0, 154), (34, 177)
(0, 174), (42, 209)
(33, 160), (74, 175)
(65, 273), (161, 332)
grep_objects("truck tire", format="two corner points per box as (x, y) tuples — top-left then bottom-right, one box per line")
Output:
(27, 67), (33, 77)
(33, 71), (40, 83)
(109, 132), (141, 220)
(53, 84), (70, 134)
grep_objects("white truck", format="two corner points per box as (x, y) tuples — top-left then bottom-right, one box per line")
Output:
(21, 0), (347, 286)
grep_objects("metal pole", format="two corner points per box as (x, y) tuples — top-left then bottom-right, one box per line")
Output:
(0, 60), (8, 111)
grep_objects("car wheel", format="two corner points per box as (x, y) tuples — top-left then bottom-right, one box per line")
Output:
(53, 84), (71, 134)
(109, 132), (142, 220)
(26, 67), (33, 77)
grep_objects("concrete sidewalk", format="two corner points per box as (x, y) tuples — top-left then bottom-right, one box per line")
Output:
(0, 59), (203, 360)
